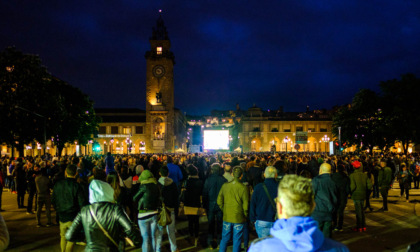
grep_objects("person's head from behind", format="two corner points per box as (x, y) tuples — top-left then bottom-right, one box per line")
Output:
(187, 164), (198, 176)
(160, 166), (169, 177)
(264, 166), (277, 179)
(210, 163), (221, 175)
(232, 166), (243, 179)
(224, 164), (232, 173)
(277, 175), (315, 219)
(319, 163), (332, 175)
(65, 164), (78, 178)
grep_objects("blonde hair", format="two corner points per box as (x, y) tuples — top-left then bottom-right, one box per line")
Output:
(278, 175), (314, 217)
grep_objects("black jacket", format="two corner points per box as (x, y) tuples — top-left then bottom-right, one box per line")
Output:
(158, 177), (178, 209)
(52, 177), (88, 222)
(311, 174), (338, 221)
(203, 173), (227, 212)
(331, 171), (350, 206)
(250, 178), (278, 223)
(65, 202), (141, 252)
(184, 177), (203, 208)
(133, 182), (160, 212)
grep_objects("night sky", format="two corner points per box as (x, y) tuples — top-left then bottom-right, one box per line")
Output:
(1, 1), (419, 115)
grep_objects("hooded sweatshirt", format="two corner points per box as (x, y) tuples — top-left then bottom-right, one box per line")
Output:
(158, 176), (178, 209)
(89, 179), (115, 204)
(248, 216), (349, 252)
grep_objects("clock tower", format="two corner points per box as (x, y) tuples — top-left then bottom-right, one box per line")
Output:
(145, 15), (176, 153)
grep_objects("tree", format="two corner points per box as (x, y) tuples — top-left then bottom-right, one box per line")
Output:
(332, 89), (388, 153)
(0, 47), (51, 156)
(0, 47), (100, 157)
(380, 73), (420, 154)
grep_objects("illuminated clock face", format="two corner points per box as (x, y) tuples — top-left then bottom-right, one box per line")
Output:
(153, 65), (165, 78)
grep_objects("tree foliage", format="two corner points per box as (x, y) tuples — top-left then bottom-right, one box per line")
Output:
(0, 47), (100, 156)
(333, 73), (420, 154)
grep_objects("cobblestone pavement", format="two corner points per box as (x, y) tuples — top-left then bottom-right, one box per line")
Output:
(2, 181), (420, 252)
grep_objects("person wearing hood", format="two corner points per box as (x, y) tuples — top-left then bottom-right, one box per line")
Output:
(248, 175), (349, 252)
(65, 179), (141, 251)
(349, 160), (372, 232)
(156, 166), (179, 252)
(133, 169), (160, 252)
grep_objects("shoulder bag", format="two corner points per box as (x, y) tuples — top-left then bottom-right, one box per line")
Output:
(89, 205), (134, 250)
(262, 184), (278, 220)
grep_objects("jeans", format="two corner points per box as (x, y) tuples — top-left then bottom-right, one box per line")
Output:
(187, 215), (200, 238)
(207, 209), (223, 244)
(138, 214), (158, 252)
(255, 220), (273, 238)
(37, 196), (52, 225)
(27, 185), (37, 213)
(219, 221), (245, 252)
(317, 220), (332, 238)
(59, 221), (74, 252)
(380, 188), (389, 210)
(156, 211), (177, 252)
(353, 200), (365, 228)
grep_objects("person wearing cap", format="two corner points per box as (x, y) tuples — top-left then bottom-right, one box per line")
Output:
(202, 163), (227, 248)
(311, 163), (338, 238)
(378, 159), (392, 211)
(66, 179), (141, 251)
(217, 166), (249, 252)
(349, 160), (372, 232)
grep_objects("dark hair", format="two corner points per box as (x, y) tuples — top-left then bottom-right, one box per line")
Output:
(66, 164), (78, 177)
(233, 166), (243, 179)
(167, 156), (173, 163)
(337, 164), (345, 173)
(187, 164), (198, 175)
(94, 168), (107, 182)
(160, 166), (169, 177)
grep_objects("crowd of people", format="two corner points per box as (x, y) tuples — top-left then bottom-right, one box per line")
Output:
(0, 151), (419, 252)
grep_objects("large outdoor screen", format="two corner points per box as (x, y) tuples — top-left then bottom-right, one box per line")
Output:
(203, 130), (229, 150)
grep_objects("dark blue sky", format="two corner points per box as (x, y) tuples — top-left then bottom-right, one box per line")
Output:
(1, 1), (419, 115)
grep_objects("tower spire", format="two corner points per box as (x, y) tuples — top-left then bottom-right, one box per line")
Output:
(150, 12), (169, 40)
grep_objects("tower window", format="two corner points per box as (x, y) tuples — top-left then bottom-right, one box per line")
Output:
(156, 47), (162, 55)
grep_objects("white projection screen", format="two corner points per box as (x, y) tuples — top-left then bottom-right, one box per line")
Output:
(203, 130), (229, 150)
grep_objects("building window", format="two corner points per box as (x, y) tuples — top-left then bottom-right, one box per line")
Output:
(271, 128), (279, 132)
(252, 127), (260, 132)
(320, 128), (328, 132)
(123, 127), (131, 134)
(135, 126), (144, 134)
(284, 129), (291, 132)
(156, 47), (162, 55)
(99, 126), (106, 134)
(308, 128), (315, 132)
(111, 126), (119, 134)
(296, 126), (303, 132)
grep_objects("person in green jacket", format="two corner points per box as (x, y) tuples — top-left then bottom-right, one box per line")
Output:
(217, 166), (249, 252)
(378, 159), (392, 211)
(349, 161), (372, 232)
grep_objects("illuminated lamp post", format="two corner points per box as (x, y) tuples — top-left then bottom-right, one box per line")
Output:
(322, 135), (330, 153)
(283, 136), (289, 153)
(110, 138), (114, 154)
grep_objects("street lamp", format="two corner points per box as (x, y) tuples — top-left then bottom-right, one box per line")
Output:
(322, 135), (330, 153)
(110, 138), (114, 153)
(284, 136), (289, 153)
